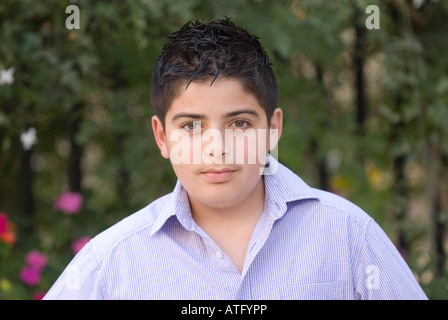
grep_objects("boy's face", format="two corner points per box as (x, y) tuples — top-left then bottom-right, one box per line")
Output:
(152, 78), (282, 210)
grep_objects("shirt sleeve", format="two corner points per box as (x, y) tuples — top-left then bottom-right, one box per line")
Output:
(43, 241), (104, 300)
(352, 219), (427, 300)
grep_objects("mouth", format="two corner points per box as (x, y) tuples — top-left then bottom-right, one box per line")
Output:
(201, 168), (237, 183)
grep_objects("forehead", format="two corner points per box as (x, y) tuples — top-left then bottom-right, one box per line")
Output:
(167, 79), (265, 120)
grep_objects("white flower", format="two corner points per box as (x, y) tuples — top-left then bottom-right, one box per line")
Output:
(0, 67), (15, 85)
(326, 149), (343, 171)
(413, 0), (425, 9)
(21, 127), (37, 151)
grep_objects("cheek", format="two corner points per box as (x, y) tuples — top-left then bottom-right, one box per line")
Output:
(224, 129), (269, 166)
(170, 164), (196, 187)
(165, 130), (196, 164)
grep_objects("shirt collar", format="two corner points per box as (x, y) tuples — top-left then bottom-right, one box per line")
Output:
(262, 156), (318, 219)
(149, 156), (318, 236)
(149, 180), (192, 236)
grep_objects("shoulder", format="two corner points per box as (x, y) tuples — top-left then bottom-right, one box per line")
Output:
(309, 188), (372, 229)
(282, 184), (374, 241)
(89, 192), (172, 261)
(269, 159), (373, 230)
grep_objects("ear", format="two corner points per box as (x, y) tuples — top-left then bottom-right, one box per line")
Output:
(268, 108), (283, 152)
(151, 115), (169, 159)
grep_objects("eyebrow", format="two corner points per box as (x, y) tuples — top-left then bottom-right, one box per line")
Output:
(225, 109), (260, 119)
(171, 112), (206, 122)
(171, 109), (260, 123)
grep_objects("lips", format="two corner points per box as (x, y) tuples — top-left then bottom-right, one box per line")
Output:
(201, 168), (237, 183)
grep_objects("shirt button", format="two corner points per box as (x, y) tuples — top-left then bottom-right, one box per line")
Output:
(215, 251), (223, 259)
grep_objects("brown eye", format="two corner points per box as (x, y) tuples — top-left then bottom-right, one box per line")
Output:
(182, 121), (201, 131)
(232, 119), (249, 128)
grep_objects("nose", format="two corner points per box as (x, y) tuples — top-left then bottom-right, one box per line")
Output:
(202, 128), (229, 163)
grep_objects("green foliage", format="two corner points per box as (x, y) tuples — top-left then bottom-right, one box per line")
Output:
(1, 0), (447, 299)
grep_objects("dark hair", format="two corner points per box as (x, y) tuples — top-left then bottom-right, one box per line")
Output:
(151, 18), (278, 127)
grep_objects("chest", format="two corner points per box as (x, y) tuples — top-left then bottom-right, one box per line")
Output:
(207, 229), (252, 273)
(102, 227), (352, 300)
(102, 209), (353, 299)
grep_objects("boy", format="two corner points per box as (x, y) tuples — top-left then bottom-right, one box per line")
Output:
(44, 19), (427, 300)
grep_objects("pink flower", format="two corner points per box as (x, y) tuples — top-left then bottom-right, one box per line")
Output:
(71, 236), (91, 255)
(19, 266), (41, 286)
(32, 291), (46, 300)
(0, 212), (7, 234)
(25, 250), (47, 271)
(0, 213), (17, 246)
(54, 192), (83, 214)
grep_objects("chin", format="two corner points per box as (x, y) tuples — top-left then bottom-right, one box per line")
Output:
(196, 192), (245, 209)
(183, 179), (239, 206)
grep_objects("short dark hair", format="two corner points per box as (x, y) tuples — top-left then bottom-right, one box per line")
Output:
(151, 18), (278, 127)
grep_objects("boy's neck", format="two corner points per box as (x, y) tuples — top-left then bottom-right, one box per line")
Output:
(188, 176), (265, 228)
(187, 177), (265, 273)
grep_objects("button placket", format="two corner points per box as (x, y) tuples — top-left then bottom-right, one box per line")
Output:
(241, 213), (277, 277)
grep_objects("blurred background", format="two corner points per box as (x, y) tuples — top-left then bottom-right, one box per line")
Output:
(1, 0), (447, 299)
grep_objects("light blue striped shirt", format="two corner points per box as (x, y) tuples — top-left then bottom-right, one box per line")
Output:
(44, 158), (427, 300)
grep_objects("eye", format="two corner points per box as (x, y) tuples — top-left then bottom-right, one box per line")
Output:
(231, 119), (250, 128)
(181, 121), (202, 131)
